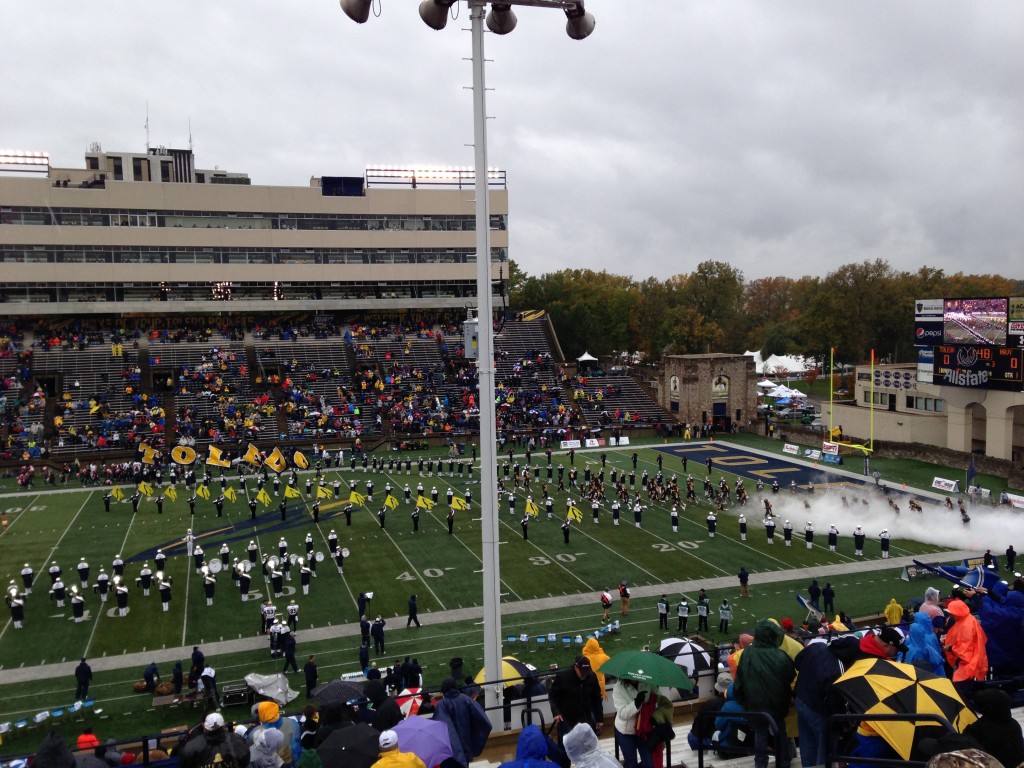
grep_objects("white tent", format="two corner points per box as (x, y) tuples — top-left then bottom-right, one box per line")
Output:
(745, 351), (814, 376)
(577, 351), (598, 362)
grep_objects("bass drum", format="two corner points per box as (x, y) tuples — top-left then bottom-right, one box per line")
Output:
(207, 558), (223, 574)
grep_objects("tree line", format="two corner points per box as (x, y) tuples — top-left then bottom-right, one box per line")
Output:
(509, 259), (1023, 368)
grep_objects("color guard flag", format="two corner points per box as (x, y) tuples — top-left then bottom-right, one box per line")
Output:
(284, 486), (301, 499)
(137, 481), (154, 497)
(450, 496), (468, 510)
(164, 487), (178, 501)
(567, 506), (583, 523)
(196, 484), (211, 500)
(385, 494), (399, 510)
(348, 491), (366, 506)
(111, 486), (124, 501)
(317, 485), (334, 499)
(526, 500), (540, 517)
(256, 488), (272, 507)
(966, 454), (977, 489)
(224, 486), (237, 502)
(416, 496), (435, 510)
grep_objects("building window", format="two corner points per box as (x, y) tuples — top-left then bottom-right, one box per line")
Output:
(161, 162), (171, 182)
(86, 157), (99, 170)
(133, 157), (145, 181)
(111, 157), (123, 181)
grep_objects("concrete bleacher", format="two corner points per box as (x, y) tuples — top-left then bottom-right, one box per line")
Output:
(575, 374), (673, 429)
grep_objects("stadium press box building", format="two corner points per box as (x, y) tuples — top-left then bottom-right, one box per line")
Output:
(0, 146), (508, 315)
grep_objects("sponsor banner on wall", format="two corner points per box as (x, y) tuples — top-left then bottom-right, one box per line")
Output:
(609, 436), (630, 446)
(560, 440), (582, 450)
(915, 298), (943, 320)
(822, 441), (839, 455)
(931, 477), (960, 492)
(966, 484), (991, 498)
(584, 438), (606, 448)
(783, 443), (800, 455)
(1009, 297), (1024, 338)
(822, 453), (842, 465)
(1004, 492), (1024, 509)
(803, 449), (822, 460)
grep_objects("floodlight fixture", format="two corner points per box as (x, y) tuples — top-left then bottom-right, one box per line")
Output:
(419, 0), (458, 30)
(564, 1), (595, 40)
(486, 3), (517, 34)
(339, 0), (373, 24)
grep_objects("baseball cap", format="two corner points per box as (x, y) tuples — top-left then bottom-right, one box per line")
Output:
(878, 627), (908, 652)
(379, 730), (399, 751)
(714, 672), (733, 694)
(203, 713), (225, 731)
(574, 656), (592, 674)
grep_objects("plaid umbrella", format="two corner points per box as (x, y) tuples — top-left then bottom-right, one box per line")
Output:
(396, 687), (423, 716)
(657, 637), (713, 678)
(473, 656), (537, 688)
(834, 658), (976, 760)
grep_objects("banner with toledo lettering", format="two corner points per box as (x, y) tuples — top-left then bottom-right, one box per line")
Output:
(138, 442), (311, 474)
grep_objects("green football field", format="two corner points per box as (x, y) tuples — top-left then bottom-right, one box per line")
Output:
(0, 441), (957, 668)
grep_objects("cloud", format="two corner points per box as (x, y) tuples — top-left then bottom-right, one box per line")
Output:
(2, 0), (1020, 281)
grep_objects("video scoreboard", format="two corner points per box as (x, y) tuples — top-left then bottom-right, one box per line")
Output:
(916, 296), (1024, 392)
(933, 345), (1023, 391)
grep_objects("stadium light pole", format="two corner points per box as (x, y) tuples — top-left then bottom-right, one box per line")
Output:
(339, 0), (595, 711)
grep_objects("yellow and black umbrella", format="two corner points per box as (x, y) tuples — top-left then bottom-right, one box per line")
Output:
(834, 658), (976, 760)
(473, 656), (537, 688)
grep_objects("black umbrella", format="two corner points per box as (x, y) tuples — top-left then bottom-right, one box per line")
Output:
(311, 679), (364, 706)
(316, 723), (380, 768)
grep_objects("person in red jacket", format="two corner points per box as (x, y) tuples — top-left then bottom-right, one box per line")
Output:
(76, 726), (101, 750)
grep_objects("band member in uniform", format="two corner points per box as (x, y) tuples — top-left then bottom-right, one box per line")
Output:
(20, 563), (34, 595)
(103, 491), (113, 511)
(71, 587), (86, 622)
(670, 506), (679, 533)
(155, 548), (167, 572)
(377, 504), (386, 529)
(249, 497), (258, 519)
(203, 568), (216, 606)
(333, 547), (345, 575)
(412, 506), (420, 532)
(158, 574), (173, 612)
(279, 499), (287, 522)
(48, 561), (62, 586)
(827, 524), (839, 552)
(115, 577), (129, 616)
(344, 504), (354, 526)
(305, 532), (315, 557)
(520, 514), (530, 540)
(300, 559), (312, 595)
(7, 583), (26, 628)
(238, 565), (252, 601)
(189, 493), (197, 515)
(804, 521), (815, 550)
(706, 511), (717, 538)
(853, 526), (866, 556)
(138, 563), (153, 596)
(327, 530), (338, 554)
(219, 542), (231, 563)
(247, 540), (259, 564)
(112, 554), (124, 577)
(562, 517), (571, 544)
(447, 507), (455, 535)
(193, 544), (205, 573)
(312, 499), (320, 523)
(94, 568), (110, 603)
(783, 520), (793, 546)
(278, 537), (288, 559)
(215, 495), (225, 517)
(271, 565), (284, 598)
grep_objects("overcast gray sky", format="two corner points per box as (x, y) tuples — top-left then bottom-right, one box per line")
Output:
(3, 1), (1021, 281)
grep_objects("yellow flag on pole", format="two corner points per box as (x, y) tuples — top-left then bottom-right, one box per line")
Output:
(284, 485), (301, 499)
(111, 486), (124, 501)
(137, 481), (154, 497)
(348, 491), (366, 506)
(416, 496), (435, 510)
(526, 500), (540, 517)
(164, 486), (178, 501)
(385, 494), (399, 510)
(256, 488), (272, 507)
(451, 496), (468, 510)
(568, 506), (583, 523)
(196, 484), (211, 500)
(317, 485), (334, 499)
(224, 486), (237, 502)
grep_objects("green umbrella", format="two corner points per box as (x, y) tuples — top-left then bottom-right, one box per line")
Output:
(600, 650), (694, 690)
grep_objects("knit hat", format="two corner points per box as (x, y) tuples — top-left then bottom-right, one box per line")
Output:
(780, 618), (794, 631)
(714, 672), (733, 694)
(258, 701), (280, 723)
(203, 713), (225, 731)
(379, 730), (399, 751)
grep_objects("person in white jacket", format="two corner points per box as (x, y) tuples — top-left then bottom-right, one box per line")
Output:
(612, 678), (654, 768)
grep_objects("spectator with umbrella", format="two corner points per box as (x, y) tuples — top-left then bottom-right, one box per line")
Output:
(392, 717), (456, 768)
(432, 677), (492, 768)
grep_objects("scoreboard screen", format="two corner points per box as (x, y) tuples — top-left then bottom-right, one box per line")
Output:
(933, 345), (1023, 391)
